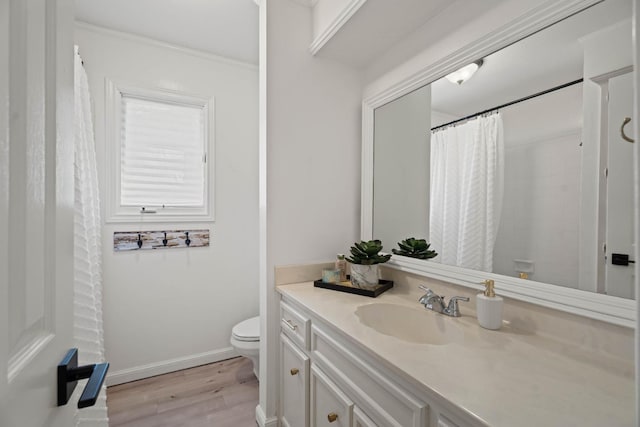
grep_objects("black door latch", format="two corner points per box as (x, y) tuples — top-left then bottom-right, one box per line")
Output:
(611, 253), (636, 266)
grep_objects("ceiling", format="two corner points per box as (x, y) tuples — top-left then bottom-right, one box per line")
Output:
(74, 0), (259, 64)
(430, 0), (631, 119)
(315, 0), (452, 68)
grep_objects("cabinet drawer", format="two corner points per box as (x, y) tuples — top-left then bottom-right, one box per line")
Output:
(281, 334), (310, 427)
(281, 300), (311, 350)
(311, 364), (353, 427)
(312, 325), (428, 427)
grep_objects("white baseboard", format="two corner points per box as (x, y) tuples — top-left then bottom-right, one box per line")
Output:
(106, 347), (238, 386)
(256, 404), (278, 427)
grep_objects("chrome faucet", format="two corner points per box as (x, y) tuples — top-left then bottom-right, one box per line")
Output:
(418, 285), (469, 317)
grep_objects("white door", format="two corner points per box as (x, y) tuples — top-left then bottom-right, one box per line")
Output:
(0, 0), (78, 426)
(605, 72), (635, 299)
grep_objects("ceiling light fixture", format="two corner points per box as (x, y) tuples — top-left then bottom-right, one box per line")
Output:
(445, 59), (484, 85)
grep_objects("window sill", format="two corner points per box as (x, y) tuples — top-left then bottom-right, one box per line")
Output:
(105, 212), (215, 224)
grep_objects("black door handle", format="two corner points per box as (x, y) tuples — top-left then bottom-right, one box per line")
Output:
(57, 348), (109, 408)
(612, 253), (636, 266)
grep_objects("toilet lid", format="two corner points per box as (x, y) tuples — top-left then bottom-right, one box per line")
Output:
(232, 316), (260, 341)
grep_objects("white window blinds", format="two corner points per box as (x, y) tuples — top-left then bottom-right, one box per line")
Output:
(120, 95), (206, 208)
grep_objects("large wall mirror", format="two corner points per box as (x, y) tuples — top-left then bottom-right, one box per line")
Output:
(364, 0), (636, 326)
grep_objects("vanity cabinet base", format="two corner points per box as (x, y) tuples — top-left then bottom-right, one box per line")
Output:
(279, 295), (478, 427)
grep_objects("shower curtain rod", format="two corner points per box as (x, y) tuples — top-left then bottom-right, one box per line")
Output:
(430, 78), (584, 132)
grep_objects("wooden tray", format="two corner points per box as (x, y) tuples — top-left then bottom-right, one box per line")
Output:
(313, 278), (394, 298)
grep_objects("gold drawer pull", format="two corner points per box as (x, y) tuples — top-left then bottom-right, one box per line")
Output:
(327, 412), (338, 423)
(290, 368), (299, 375)
(282, 319), (297, 331)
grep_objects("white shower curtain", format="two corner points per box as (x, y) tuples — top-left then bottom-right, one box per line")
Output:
(429, 112), (504, 272)
(74, 46), (109, 427)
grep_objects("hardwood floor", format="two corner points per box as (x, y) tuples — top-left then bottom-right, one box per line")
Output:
(107, 357), (259, 427)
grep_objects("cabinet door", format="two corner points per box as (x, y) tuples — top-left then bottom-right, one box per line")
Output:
(311, 364), (354, 427)
(437, 413), (461, 427)
(353, 407), (378, 427)
(281, 334), (310, 427)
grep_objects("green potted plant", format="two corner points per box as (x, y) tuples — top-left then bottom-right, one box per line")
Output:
(345, 240), (392, 289)
(392, 237), (438, 260)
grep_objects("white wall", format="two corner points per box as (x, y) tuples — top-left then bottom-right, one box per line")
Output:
(373, 84), (430, 247)
(431, 110), (458, 128)
(266, 9), (362, 269)
(494, 132), (582, 286)
(579, 19), (633, 292)
(493, 84), (582, 288)
(632, 0), (639, 417)
(75, 24), (259, 384)
(260, 0), (363, 422)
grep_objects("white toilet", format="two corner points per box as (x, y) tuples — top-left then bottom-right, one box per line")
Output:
(230, 316), (260, 379)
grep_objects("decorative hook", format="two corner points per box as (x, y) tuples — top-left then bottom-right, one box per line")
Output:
(185, 231), (191, 247)
(621, 117), (635, 143)
(137, 233), (143, 249)
(162, 232), (168, 247)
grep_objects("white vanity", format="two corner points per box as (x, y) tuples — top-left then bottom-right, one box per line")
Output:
(277, 277), (634, 427)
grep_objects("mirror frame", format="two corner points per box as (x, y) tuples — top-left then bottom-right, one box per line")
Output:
(361, 0), (635, 328)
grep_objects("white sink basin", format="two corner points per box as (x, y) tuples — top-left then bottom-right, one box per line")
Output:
(355, 303), (463, 345)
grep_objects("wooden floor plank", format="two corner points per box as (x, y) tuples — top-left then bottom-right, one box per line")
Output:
(107, 357), (258, 427)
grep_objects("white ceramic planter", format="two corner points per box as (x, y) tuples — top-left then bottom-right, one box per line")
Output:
(350, 264), (380, 290)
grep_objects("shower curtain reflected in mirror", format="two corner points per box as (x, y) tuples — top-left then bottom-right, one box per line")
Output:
(429, 112), (504, 272)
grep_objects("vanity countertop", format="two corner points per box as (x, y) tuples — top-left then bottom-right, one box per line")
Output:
(277, 281), (635, 427)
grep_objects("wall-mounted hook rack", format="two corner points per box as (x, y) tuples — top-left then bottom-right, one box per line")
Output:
(114, 229), (210, 252)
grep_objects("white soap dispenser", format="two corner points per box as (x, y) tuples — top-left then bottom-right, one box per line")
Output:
(477, 279), (503, 330)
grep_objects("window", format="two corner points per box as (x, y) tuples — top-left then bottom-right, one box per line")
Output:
(106, 80), (214, 222)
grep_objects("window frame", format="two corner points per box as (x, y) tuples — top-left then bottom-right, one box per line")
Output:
(105, 79), (215, 223)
